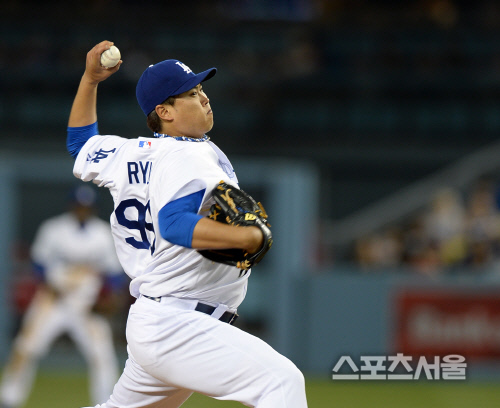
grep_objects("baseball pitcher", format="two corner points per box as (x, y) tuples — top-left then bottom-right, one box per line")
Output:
(67, 41), (307, 408)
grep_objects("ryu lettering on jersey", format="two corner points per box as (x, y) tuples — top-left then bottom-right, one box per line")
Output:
(128, 161), (152, 184)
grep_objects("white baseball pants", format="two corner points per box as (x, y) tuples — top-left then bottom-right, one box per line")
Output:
(0, 288), (119, 407)
(88, 295), (308, 408)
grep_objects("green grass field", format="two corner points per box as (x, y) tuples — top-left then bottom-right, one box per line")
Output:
(21, 371), (499, 408)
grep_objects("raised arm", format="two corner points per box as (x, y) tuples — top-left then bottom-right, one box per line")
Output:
(68, 41), (122, 127)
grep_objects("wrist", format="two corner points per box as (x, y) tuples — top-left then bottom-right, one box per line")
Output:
(81, 72), (100, 87)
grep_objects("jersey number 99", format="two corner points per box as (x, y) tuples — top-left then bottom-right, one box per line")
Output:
(115, 199), (155, 253)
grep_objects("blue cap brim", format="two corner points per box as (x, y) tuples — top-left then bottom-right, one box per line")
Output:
(171, 67), (217, 97)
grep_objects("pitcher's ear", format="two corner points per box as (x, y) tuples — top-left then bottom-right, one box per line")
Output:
(155, 104), (174, 121)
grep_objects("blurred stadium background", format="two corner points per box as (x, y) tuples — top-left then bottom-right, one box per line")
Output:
(2, 0), (500, 406)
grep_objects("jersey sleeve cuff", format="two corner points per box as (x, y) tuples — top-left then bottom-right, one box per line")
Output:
(67, 121), (99, 158)
(158, 190), (205, 248)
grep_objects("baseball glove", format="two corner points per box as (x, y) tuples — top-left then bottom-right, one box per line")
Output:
(198, 181), (273, 270)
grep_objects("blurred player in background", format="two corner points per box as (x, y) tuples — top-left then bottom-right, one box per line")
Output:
(0, 185), (126, 408)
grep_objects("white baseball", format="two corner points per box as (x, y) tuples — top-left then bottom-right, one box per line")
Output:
(100, 45), (121, 68)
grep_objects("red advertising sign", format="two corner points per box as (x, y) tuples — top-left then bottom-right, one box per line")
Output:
(394, 289), (500, 360)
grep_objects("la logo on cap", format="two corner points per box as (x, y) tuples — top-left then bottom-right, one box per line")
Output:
(176, 61), (193, 74)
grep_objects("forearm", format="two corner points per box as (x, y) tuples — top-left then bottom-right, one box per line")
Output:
(68, 75), (99, 127)
(68, 40), (121, 128)
(192, 218), (263, 253)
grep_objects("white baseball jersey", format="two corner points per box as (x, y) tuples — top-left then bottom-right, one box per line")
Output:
(73, 134), (249, 309)
(73, 134), (308, 408)
(31, 212), (122, 309)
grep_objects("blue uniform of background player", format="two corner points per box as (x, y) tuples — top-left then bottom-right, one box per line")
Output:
(67, 41), (308, 408)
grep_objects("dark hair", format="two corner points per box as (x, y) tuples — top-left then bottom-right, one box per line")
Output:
(146, 96), (177, 133)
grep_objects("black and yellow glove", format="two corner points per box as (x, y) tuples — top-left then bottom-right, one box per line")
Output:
(198, 181), (273, 270)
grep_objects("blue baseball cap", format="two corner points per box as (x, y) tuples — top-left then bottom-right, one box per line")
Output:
(136, 60), (217, 116)
(69, 185), (97, 207)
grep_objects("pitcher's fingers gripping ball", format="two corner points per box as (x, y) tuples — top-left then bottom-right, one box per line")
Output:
(101, 45), (121, 68)
(198, 181), (273, 270)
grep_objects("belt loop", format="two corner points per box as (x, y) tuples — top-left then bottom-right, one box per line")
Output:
(210, 304), (229, 320)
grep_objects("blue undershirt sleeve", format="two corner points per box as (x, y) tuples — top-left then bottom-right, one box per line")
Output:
(67, 121), (99, 158)
(158, 189), (205, 248)
(104, 273), (127, 291)
(32, 262), (46, 282)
